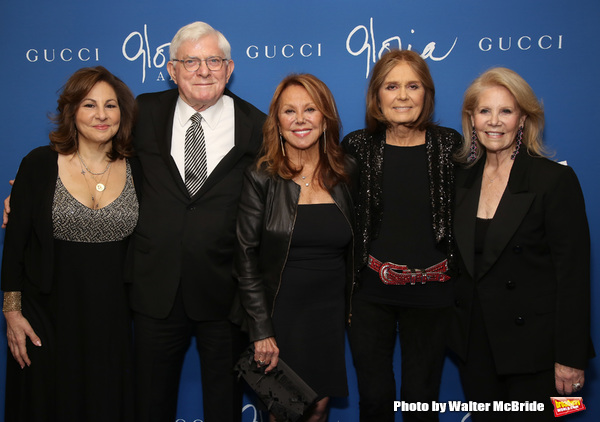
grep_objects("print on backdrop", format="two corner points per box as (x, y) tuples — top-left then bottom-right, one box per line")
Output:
(478, 34), (564, 51)
(122, 24), (171, 83)
(346, 17), (458, 77)
(246, 43), (322, 59)
(174, 403), (263, 422)
(25, 48), (100, 63)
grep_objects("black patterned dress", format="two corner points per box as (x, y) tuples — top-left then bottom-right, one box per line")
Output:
(5, 162), (138, 422)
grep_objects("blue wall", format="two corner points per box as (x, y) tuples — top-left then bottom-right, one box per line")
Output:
(1, 1), (599, 420)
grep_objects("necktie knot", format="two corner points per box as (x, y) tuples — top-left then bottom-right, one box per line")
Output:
(190, 112), (202, 126)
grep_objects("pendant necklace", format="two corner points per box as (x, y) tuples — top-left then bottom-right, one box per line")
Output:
(485, 174), (497, 185)
(83, 166), (111, 209)
(77, 153), (111, 209)
(77, 150), (111, 191)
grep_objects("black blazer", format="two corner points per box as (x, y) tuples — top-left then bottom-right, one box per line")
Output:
(129, 88), (265, 320)
(450, 150), (593, 375)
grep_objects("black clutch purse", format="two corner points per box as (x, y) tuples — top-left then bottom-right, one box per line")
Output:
(234, 347), (318, 422)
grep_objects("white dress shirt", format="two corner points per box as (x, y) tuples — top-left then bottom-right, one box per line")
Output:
(170, 94), (235, 181)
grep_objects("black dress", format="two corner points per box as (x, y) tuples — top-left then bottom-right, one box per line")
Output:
(271, 203), (351, 398)
(5, 162), (138, 422)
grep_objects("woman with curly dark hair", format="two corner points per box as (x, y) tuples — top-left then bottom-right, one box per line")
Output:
(2, 66), (139, 421)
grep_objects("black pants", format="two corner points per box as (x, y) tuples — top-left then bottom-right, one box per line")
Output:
(348, 296), (450, 422)
(458, 296), (556, 422)
(133, 288), (244, 422)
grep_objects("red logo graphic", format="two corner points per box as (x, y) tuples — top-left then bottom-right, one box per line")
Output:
(550, 397), (586, 417)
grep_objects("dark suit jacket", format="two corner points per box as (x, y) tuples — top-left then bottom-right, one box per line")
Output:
(450, 150), (593, 375)
(129, 88), (265, 320)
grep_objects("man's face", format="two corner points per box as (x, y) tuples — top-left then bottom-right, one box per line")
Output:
(167, 35), (234, 112)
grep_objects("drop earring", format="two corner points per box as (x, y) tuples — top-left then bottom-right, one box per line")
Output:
(279, 133), (285, 157)
(511, 126), (523, 160)
(468, 126), (478, 163)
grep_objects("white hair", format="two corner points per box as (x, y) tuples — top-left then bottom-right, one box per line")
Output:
(169, 21), (232, 60)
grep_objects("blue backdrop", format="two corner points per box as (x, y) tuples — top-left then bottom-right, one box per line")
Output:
(1, 1), (598, 421)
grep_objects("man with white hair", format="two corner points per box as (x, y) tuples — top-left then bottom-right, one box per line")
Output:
(130, 21), (265, 422)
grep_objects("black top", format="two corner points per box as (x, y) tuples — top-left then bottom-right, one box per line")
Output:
(356, 143), (451, 307)
(474, 217), (492, 279)
(342, 126), (461, 272)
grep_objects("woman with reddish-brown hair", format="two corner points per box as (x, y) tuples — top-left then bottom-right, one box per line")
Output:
(342, 49), (460, 422)
(1, 66), (139, 421)
(233, 73), (355, 422)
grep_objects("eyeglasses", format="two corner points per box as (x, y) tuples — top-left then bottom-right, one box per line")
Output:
(172, 57), (229, 72)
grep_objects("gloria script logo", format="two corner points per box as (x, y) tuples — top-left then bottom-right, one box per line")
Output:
(122, 24), (171, 83)
(346, 17), (458, 78)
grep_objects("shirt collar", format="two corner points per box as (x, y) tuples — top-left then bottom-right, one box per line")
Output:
(176, 95), (226, 130)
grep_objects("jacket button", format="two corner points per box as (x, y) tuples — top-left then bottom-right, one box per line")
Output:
(515, 316), (525, 326)
(454, 299), (461, 307)
(506, 280), (516, 290)
(187, 206), (196, 211)
(513, 245), (523, 254)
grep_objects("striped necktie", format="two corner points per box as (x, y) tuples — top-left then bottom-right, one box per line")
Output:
(184, 112), (208, 196)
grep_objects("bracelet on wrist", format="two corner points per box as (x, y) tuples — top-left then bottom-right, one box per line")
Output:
(3, 291), (22, 312)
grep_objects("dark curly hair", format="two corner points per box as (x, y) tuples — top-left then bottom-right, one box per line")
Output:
(49, 66), (136, 160)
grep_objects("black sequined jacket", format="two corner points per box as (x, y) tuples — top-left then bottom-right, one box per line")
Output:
(341, 125), (461, 275)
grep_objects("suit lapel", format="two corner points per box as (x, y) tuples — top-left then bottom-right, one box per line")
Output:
(454, 160), (483, 279)
(155, 90), (189, 198)
(190, 91), (254, 200)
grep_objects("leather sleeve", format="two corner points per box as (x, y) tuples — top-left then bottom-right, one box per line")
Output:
(233, 168), (276, 342)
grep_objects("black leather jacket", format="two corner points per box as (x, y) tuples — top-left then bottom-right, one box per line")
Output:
(231, 165), (355, 342)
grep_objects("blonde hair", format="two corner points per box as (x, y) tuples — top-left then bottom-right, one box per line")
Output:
(458, 67), (547, 164)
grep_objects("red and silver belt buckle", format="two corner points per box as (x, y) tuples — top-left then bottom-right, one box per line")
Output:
(369, 255), (449, 285)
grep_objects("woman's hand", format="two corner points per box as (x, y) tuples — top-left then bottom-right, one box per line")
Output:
(254, 337), (279, 374)
(555, 362), (585, 395)
(2, 180), (14, 229)
(4, 310), (41, 368)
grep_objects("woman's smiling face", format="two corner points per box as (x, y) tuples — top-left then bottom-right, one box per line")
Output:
(471, 85), (527, 157)
(278, 84), (326, 155)
(378, 62), (425, 127)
